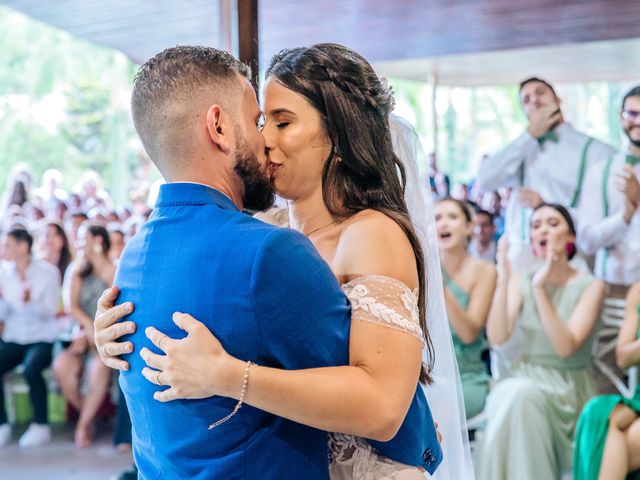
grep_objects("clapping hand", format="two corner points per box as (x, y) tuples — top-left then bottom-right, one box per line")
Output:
(616, 165), (640, 223)
(532, 239), (562, 288)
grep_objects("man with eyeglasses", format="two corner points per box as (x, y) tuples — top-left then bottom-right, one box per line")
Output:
(578, 85), (640, 395)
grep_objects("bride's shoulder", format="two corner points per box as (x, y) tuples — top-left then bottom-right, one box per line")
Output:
(340, 210), (410, 251)
(336, 209), (418, 287)
(341, 209), (405, 238)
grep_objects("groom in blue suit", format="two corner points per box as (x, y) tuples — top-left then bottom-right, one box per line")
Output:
(100, 46), (442, 479)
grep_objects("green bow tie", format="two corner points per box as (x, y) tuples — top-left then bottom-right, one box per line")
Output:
(626, 154), (640, 166)
(537, 130), (559, 146)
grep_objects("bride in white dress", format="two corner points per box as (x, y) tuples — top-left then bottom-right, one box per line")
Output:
(94, 43), (472, 479)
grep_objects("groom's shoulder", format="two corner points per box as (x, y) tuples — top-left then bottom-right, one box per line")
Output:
(231, 214), (311, 251)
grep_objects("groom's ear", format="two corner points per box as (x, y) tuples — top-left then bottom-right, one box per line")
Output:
(206, 104), (233, 155)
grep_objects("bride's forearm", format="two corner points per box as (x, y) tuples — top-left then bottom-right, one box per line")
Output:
(223, 360), (409, 442)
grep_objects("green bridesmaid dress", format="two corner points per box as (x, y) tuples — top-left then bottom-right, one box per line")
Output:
(443, 274), (490, 419)
(574, 304), (640, 480)
(477, 273), (597, 480)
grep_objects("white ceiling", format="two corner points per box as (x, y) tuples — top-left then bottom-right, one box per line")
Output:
(376, 37), (640, 86)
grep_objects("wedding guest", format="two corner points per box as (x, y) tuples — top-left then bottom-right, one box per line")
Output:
(39, 222), (72, 280)
(0, 227), (60, 448)
(469, 208), (498, 263)
(476, 77), (614, 273)
(435, 198), (496, 419)
(52, 224), (115, 447)
(574, 282), (640, 480)
(479, 204), (604, 480)
(578, 85), (640, 394)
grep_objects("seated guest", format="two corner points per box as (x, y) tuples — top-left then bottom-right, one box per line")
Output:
(478, 204), (604, 480)
(52, 225), (115, 448)
(0, 228), (61, 448)
(452, 182), (470, 202)
(578, 85), (640, 395)
(435, 198), (496, 419)
(35, 168), (68, 210)
(469, 208), (498, 263)
(39, 222), (73, 280)
(573, 282), (640, 480)
(108, 227), (126, 263)
(65, 211), (88, 252)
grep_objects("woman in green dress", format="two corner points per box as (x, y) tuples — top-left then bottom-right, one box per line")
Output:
(478, 203), (605, 480)
(574, 282), (640, 480)
(434, 198), (496, 419)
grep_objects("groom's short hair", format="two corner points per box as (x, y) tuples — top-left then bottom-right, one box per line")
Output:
(131, 46), (250, 174)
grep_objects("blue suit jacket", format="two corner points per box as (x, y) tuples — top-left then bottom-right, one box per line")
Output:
(116, 183), (441, 479)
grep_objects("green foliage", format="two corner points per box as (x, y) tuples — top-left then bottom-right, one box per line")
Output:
(0, 5), (144, 204)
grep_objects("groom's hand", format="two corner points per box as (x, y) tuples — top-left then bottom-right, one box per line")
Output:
(94, 286), (136, 371)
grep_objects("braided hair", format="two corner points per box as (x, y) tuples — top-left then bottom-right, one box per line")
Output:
(266, 43), (434, 384)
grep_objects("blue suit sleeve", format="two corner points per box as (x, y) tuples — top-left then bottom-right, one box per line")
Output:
(250, 228), (350, 370)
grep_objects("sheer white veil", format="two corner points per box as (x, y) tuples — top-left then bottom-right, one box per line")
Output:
(390, 114), (474, 479)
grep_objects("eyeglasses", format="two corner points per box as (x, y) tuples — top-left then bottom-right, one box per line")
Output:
(622, 110), (640, 122)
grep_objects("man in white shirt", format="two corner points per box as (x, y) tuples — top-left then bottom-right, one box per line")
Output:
(476, 77), (615, 272)
(578, 85), (640, 394)
(0, 228), (60, 448)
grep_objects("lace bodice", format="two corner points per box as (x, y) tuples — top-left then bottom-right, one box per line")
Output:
(342, 275), (424, 347)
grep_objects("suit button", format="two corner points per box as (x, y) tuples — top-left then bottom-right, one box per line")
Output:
(422, 448), (435, 466)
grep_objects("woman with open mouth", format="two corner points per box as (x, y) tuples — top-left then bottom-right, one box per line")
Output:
(435, 197), (496, 420)
(477, 203), (605, 480)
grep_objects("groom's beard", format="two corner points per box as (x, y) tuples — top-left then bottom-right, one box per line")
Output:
(234, 137), (276, 212)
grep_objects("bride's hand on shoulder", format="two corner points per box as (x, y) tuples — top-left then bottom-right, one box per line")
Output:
(140, 312), (245, 402)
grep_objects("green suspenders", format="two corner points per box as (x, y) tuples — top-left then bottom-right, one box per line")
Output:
(602, 156), (614, 217)
(570, 137), (594, 208)
(518, 136), (595, 241)
(599, 155), (615, 278)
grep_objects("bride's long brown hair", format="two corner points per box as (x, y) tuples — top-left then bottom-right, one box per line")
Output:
(266, 43), (434, 384)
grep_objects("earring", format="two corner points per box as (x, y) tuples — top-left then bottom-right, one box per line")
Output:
(333, 146), (342, 162)
(93, 244), (103, 255)
(565, 242), (576, 258)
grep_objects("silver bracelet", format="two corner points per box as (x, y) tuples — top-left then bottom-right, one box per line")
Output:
(208, 361), (253, 430)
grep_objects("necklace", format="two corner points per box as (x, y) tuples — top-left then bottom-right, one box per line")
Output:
(305, 218), (341, 237)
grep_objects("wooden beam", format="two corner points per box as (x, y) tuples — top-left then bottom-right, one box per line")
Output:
(238, 0), (259, 91)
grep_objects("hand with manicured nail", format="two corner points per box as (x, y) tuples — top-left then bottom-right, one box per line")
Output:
(94, 285), (136, 371)
(140, 312), (243, 403)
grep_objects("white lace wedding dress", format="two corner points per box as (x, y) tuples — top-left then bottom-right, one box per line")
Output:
(254, 210), (429, 480)
(328, 275), (427, 480)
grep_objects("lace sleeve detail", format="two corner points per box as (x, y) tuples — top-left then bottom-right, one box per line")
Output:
(342, 275), (425, 346)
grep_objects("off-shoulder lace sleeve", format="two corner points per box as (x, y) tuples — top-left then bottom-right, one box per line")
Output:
(342, 275), (425, 346)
